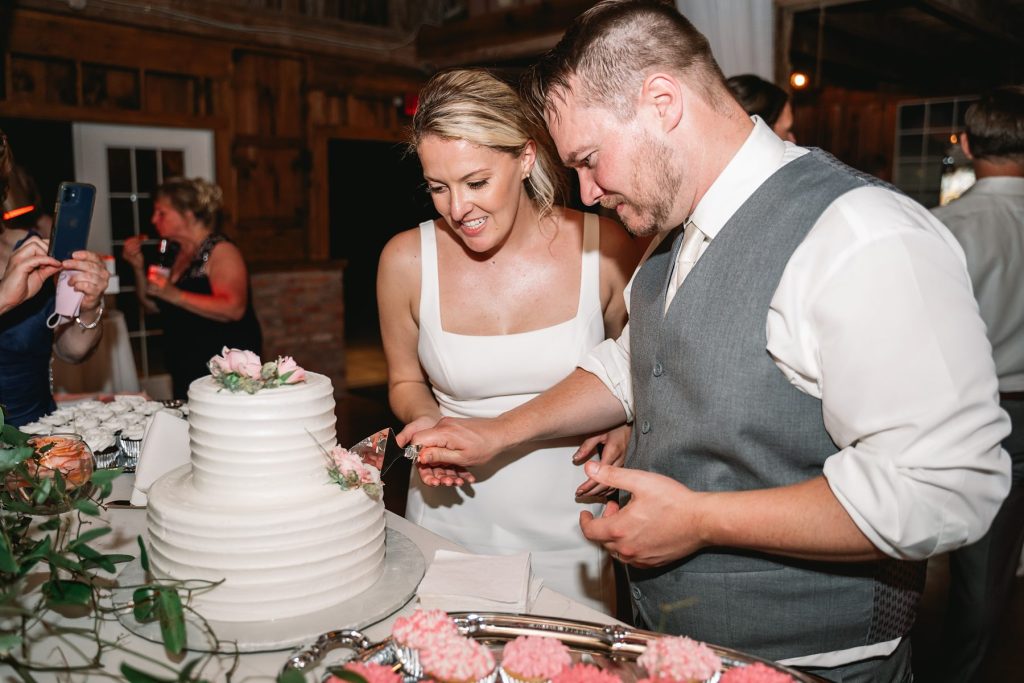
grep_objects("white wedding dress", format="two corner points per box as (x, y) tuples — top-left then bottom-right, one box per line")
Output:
(405, 214), (614, 613)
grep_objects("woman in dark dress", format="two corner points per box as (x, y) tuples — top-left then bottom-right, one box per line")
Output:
(0, 129), (110, 425)
(122, 177), (261, 400)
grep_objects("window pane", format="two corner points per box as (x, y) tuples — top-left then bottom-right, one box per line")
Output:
(926, 132), (956, 159)
(110, 197), (136, 241)
(929, 102), (955, 128)
(112, 244), (136, 287)
(107, 148), (132, 193)
(898, 134), (924, 157)
(137, 196), (153, 233)
(117, 292), (140, 330)
(145, 333), (167, 375)
(136, 148), (157, 194)
(899, 104), (925, 130)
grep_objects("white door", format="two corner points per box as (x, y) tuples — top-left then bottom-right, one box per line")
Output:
(70, 124), (215, 389)
(72, 123), (214, 253)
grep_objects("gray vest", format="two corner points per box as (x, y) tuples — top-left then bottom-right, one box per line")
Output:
(626, 149), (925, 661)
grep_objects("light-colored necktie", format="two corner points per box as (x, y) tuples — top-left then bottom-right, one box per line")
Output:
(665, 221), (705, 310)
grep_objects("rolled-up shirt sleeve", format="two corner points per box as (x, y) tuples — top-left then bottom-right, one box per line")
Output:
(770, 188), (1011, 560)
(580, 328), (635, 422)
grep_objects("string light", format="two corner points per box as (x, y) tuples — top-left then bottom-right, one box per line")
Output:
(790, 72), (809, 89)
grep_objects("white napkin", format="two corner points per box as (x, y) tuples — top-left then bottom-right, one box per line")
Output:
(416, 549), (542, 613)
(129, 411), (190, 506)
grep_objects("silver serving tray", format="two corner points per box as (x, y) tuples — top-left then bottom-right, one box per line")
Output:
(283, 612), (826, 682)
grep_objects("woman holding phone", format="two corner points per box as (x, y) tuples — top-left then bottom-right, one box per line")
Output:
(0, 129), (110, 425)
(122, 177), (262, 399)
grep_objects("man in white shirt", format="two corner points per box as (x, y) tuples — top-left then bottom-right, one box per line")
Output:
(930, 86), (1024, 683)
(411, 2), (1011, 680)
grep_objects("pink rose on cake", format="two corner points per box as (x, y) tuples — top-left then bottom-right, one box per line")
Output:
(214, 347), (263, 379)
(277, 355), (306, 384)
(207, 348), (307, 393)
(327, 445), (382, 500)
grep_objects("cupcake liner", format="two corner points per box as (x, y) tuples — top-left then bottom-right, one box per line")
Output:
(93, 447), (120, 470)
(116, 434), (142, 472)
(394, 645), (423, 678)
(499, 669), (545, 683)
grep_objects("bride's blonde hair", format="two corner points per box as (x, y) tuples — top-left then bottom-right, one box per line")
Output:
(409, 68), (567, 220)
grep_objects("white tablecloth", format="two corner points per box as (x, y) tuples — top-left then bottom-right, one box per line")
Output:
(51, 309), (140, 395)
(8, 475), (619, 682)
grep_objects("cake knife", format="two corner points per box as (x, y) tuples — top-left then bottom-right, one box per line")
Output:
(349, 427), (420, 478)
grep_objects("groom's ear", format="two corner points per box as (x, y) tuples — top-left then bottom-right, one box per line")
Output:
(641, 72), (684, 134)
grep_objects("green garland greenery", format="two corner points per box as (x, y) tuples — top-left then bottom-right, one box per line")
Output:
(0, 407), (235, 681)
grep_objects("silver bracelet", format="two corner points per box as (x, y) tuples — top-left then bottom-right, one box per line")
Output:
(75, 301), (105, 330)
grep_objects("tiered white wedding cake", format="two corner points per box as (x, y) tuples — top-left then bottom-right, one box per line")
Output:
(146, 360), (385, 623)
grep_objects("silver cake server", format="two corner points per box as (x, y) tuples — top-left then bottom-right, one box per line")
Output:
(349, 427), (420, 478)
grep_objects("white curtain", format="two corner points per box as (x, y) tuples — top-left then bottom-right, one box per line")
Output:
(675, 0), (775, 81)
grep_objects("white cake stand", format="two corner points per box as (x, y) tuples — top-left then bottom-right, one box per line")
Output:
(111, 528), (425, 653)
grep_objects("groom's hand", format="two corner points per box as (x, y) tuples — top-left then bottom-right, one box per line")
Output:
(579, 461), (708, 568)
(413, 416), (508, 470)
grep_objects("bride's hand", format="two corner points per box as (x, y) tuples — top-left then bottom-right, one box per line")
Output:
(399, 416), (475, 487)
(415, 461), (475, 488)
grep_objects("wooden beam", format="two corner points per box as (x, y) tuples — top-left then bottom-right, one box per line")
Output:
(416, 0), (597, 68)
(8, 9), (233, 78)
(916, 0), (1024, 47)
(14, 0), (422, 65)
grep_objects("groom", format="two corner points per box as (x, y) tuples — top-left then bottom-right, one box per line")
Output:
(412, 2), (1011, 681)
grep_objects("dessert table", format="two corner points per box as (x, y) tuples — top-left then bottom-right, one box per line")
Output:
(3, 474), (619, 683)
(50, 309), (140, 395)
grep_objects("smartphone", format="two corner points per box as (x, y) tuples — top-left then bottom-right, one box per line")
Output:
(48, 182), (96, 261)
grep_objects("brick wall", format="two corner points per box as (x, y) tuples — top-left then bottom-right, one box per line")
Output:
(250, 264), (346, 396)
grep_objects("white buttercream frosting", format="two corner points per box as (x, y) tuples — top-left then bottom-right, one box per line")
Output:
(146, 372), (386, 623)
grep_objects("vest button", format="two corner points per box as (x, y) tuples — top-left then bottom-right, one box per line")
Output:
(640, 420), (651, 434)
(631, 585), (642, 600)
(653, 362), (663, 377)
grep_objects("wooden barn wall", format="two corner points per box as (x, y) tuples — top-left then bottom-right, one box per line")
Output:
(792, 86), (904, 183)
(0, 8), (426, 266)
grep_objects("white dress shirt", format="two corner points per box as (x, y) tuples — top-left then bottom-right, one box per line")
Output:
(581, 118), (1011, 562)
(931, 176), (1024, 392)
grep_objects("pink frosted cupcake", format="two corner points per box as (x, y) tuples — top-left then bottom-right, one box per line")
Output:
(499, 635), (572, 683)
(637, 636), (722, 682)
(719, 663), (795, 683)
(550, 663), (622, 683)
(421, 634), (497, 683)
(327, 662), (403, 683)
(390, 609), (461, 677)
